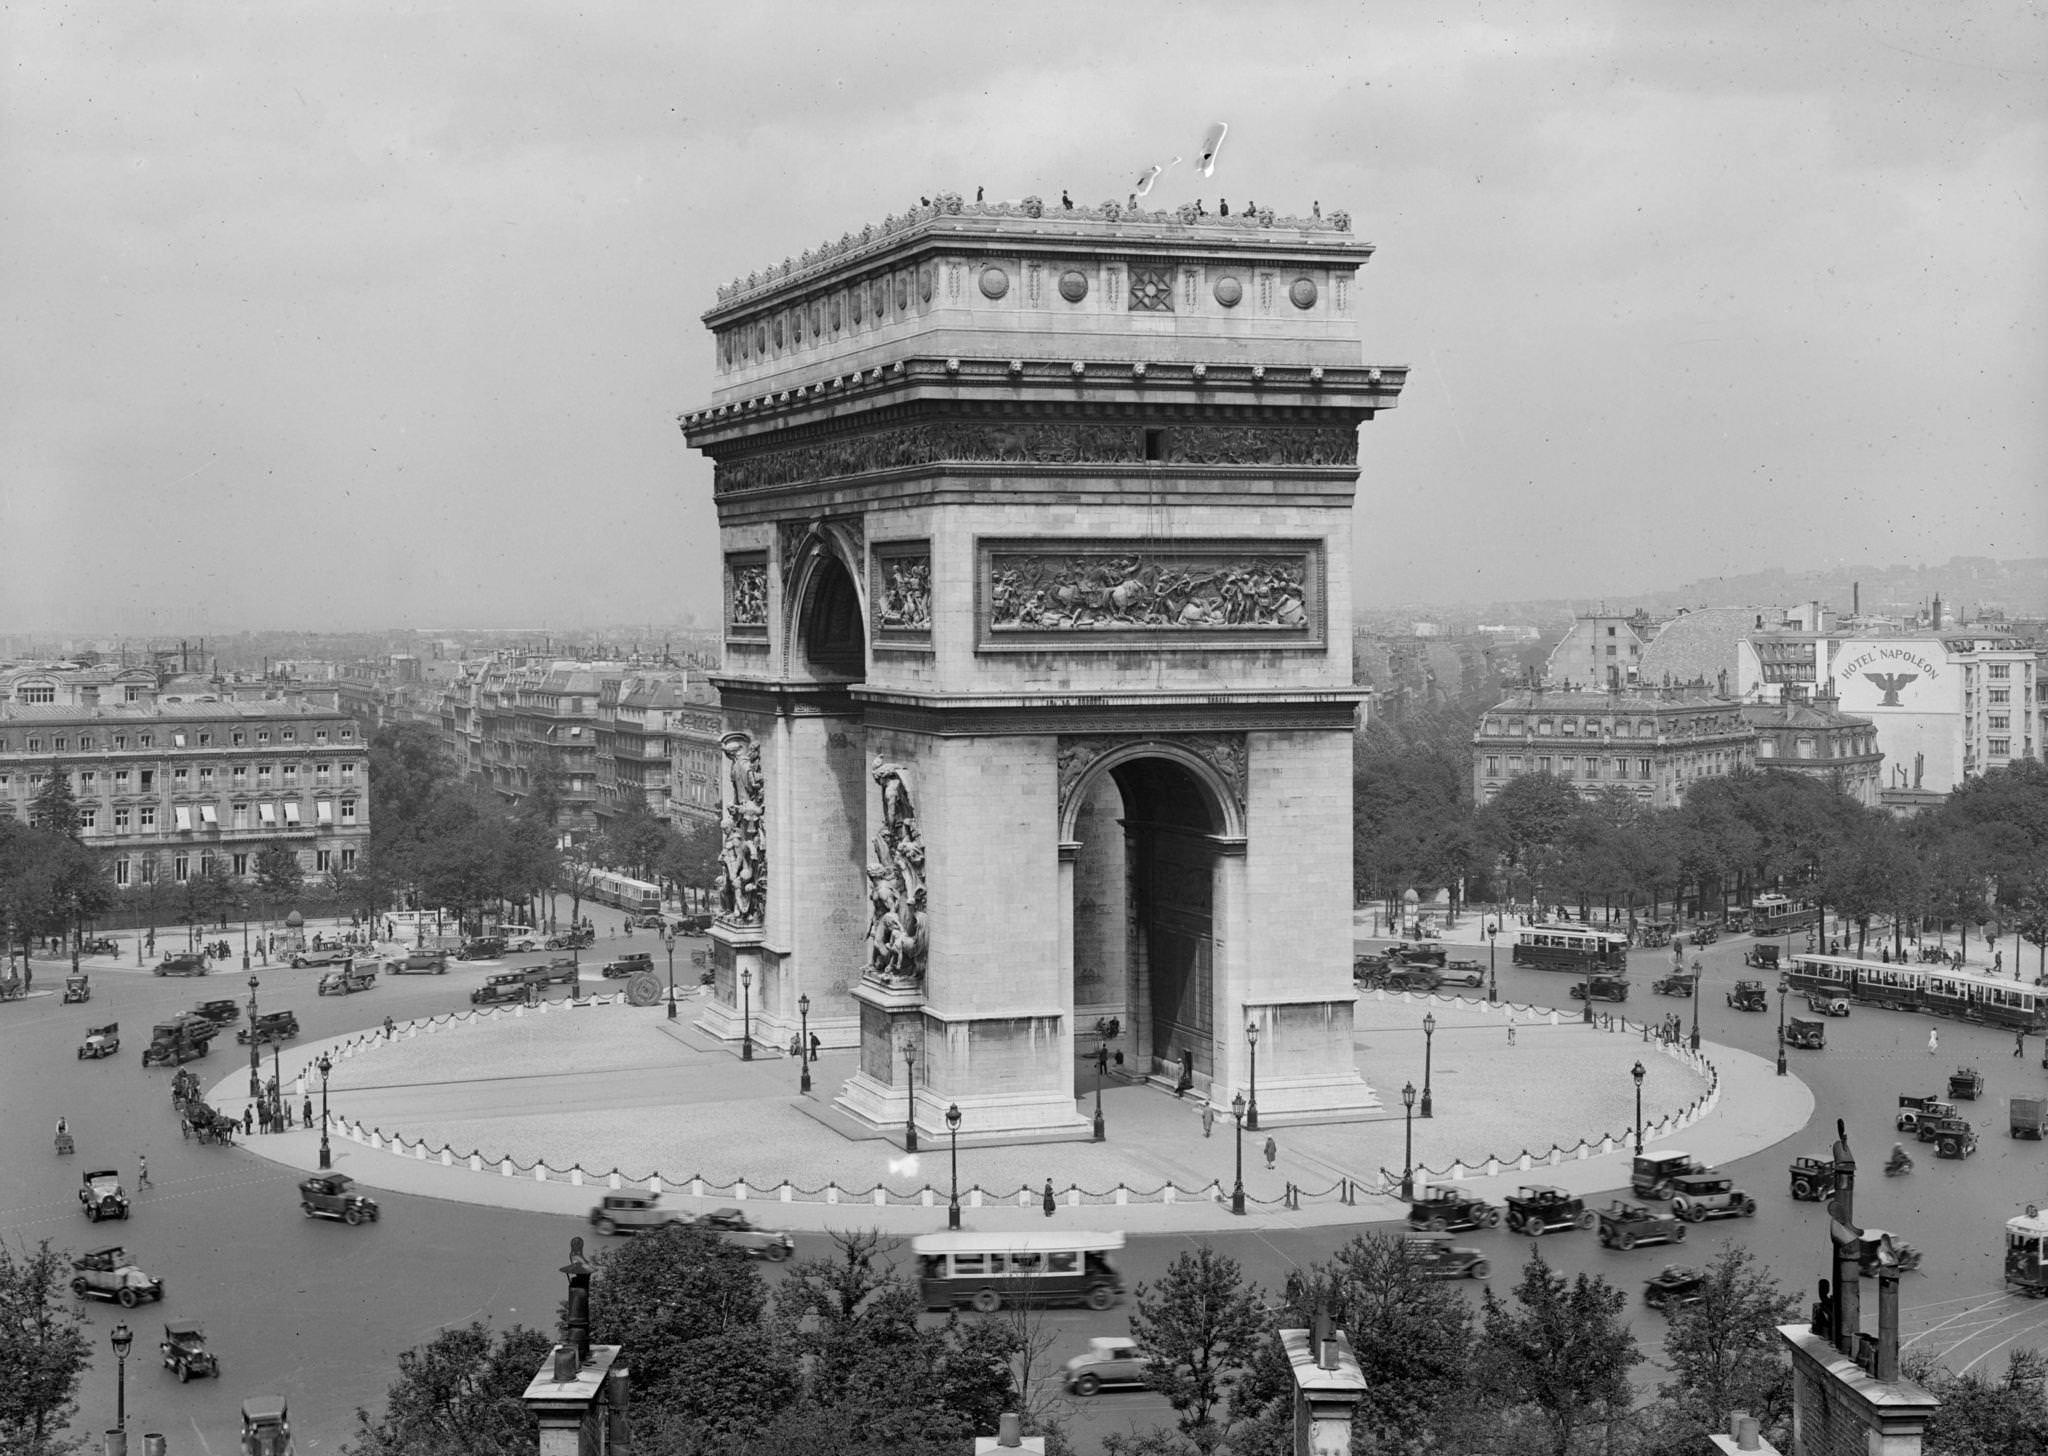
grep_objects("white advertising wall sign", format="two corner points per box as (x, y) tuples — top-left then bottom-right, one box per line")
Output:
(1833, 640), (1947, 712)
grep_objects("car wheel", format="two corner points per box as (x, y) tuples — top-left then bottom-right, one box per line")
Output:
(971, 1288), (1002, 1314)
(1617, 1231), (1636, 1250)
(1073, 1373), (1101, 1397)
(301, 1203), (316, 1217)
(1940, 1137), (1959, 1158)
(1792, 1178), (1812, 1200)
(118, 1287), (138, 1308)
(1427, 1217), (1447, 1232)
(1483, 1208), (1501, 1228)
(71, 1277), (88, 1297)
(1469, 1260), (1491, 1279)
(344, 1206), (364, 1226)
(1741, 1198), (1757, 1217)
(87, 1207), (99, 1223)
(764, 1243), (790, 1262)
(178, 1365), (189, 1383)
(1086, 1283), (1116, 1311)
(595, 1217), (618, 1235)
(1673, 1225), (1687, 1242)
(1576, 1210), (1595, 1230)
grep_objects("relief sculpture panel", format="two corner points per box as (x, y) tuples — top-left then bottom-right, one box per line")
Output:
(865, 758), (928, 989)
(715, 733), (766, 926)
(726, 554), (768, 635)
(873, 547), (933, 634)
(983, 541), (1320, 645)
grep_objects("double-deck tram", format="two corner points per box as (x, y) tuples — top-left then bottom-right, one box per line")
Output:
(1782, 952), (2047, 1032)
(1511, 925), (1630, 973)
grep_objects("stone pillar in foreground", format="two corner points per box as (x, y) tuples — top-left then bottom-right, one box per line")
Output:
(1279, 1322), (1366, 1455)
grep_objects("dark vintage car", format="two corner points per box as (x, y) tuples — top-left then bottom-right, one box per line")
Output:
(70, 1246), (164, 1306)
(1948, 1067), (1985, 1101)
(589, 1191), (691, 1236)
(1727, 980), (1769, 1012)
(1897, 1096), (1959, 1140)
(456, 936), (507, 961)
(1783, 1016), (1826, 1050)
(80, 1169), (130, 1222)
(236, 1011), (299, 1045)
(299, 1173), (380, 1225)
(385, 950), (449, 975)
(1401, 1233), (1491, 1280)
(696, 1207), (796, 1261)
(1651, 972), (1696, 998)
(601, 952), (655, 980)
(1385, 941), (1447, 967)
(1788, 1155), (1838, 1201)
(1406, 1184), (1500, 1233)
(154, 953), (211, 977)
(672, 914), (713, 935)
(242, 1395), (291, 1456)
(523, 957), (580, 987)
(1805, 992), (1851, 1017)
(1743, 944), (1783, 971)
(78, 1022), (121, 1059)
(80, 936), (120, 956)
(1383, 964), (1444, 994)
(1668, 1173), (1758, 1223)
(1571, 975), (1630, 1003)
(1928, 1117), (1979, 1160)
(1597, 1200), (1688, 1250)
(62, 973), (91, 1003)
(546, 927), (595, 950)
(291, 946), (353, 969)
(141, 1033), (212, 1067)
(161, 1320), (220, 1381)
(1637, 922), (1674, 948)
(1631, 1151), (1705, 1200)
(193, 999), (242, 1025)
(1690, 922), (1722, 946)
(1504, 1185), (1593, 1236)
(317, 963), (377, 995)
(1644, 1264), (1706, 1312)
(471, 973), (529, 1006)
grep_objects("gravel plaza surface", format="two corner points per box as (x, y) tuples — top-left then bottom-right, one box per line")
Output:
(215, 980), (1810, 1234)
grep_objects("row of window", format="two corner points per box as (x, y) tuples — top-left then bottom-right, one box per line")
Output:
(111, 846), (357, 885)
(1486, 756), (1659, 780)
(3, 762), (357, 794)
(55, 799), (358, 833)
(0, 723), (353, 754)
(1482, 715), (1737, 739)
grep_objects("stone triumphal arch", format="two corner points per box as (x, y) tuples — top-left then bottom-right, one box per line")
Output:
(680, 195), (1407, 1137)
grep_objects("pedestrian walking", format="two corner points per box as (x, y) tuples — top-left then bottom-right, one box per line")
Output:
(809, 1032), (821, 1062)
(1928, 1027), (1939, 1055)
(1201, 1104), (1215, 1138)
(136, 1155), (151, 1190)
(1263, 1136), (1277, 1170)
(2018, 1031), (2028, 1059)
(1506, 1009), (1517, 1046)
(383, 1016), (395, 1040)
(243, 1106), (255, 1136)
(303, 1096), (314, 1128)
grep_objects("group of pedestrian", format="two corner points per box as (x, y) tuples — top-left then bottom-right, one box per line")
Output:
(1659, 1014), (1685, 1045)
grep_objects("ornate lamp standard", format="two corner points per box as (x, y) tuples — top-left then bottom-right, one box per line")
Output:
(798, 994), (812, 1094)
(317, 1052), (333, 1170)
(1244, 1022), (1260, 1132)
(1092, 1041), (1108, 1142)
(739, 965), (754, 1060)
(903, 1043), (919, 1154)
(241, 915), (250, 971)
(1229, 1090), (1247, 1216)
(1420, 1012), (1437, 1118)
(271, 1037), (283, 1130)
(111, 1321), (133, 1438)
(664, 931), (677, 1022)
(945, 1102), (962, 1230)
(246, 974), (262, 1099)
(1776, 973), (1790, 1077)
(1487, 920), (1499, 1003)
(1400, 1081), (1417, 1200)
(1689, 959), (1702, 1052)
(1631, 1059), (1646, 1155)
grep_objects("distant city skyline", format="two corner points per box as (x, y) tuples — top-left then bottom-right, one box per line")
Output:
(3, 4), (2041, 633)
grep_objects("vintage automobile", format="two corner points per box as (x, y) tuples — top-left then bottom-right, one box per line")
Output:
(1668, 1173), (1758, 1223)
(62, 973), (91, 1003)
(1570, 975), (1630, 1003)
(1929, 1117), (1979, 1160)
(696, 1207), (797, 1261)
(1788, 1155), (1838, 1202)
(1637, 921), (1674, 949)
(385, 950), (449, 975)
(299, 1172), (380, 1225)
(1722, 908), (1754, 933)
(1383, 964), (1444, 994)
(291, 945), (353, 969)
(522, 957), (581, 988)
(141, 1032), (211, 1067)
(1597, 1200), (1688, 1250)
(2013, 1096), (2046, 1140)
(236, 1011), (300, 1045)
(1783, 1016), (1826, 1050)
(1948, 1066), (1985, 1101)
(1897, 1096), (1959, 1140)
(494, 924), (540, 952)
(154, 953), (211, 977)
(601, 952), (655, 980)
(78, 1022), (121, 1059)
(456, 936), (507, 961)
(241, 1395), (292, 1456)
(589, 1191), (691, 1236)
(1386, 941), (1448, 967)
(1439, 958), (1487, 988)
(80, 936), (120, 956)
(1727, 980), (1769, 1012)
(70, 1246), (164, 1306)
(626, 910), (670, 930)
(1063, 1335), (1155, 1396)
(1406, 1184), (1500, 1233)
(673, 914), (713, 935)
(193, 998), (242, 1025)
(1643, 1264), (1706, 1313)
(1631, 1151), (1705, 1200)
(1401, 1233), (1491, 1279)
(471, 974), (529, 1007)
(1691, 922), (1722, 946)
(1504, 1185), (1594, 1236)
(1805, 992), (1852, 1017)
(1651, 972), (1697, 998)
(160, 1320), (219, 1381)
(80, 1169), (130, 1222)
(546, 927), (596, 951)
(317, 963), (377, 995)
(1743, 943), (1783, 971)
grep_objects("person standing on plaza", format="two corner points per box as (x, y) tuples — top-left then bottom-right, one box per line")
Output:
(2018, 1030), (2028, 1059)
(1506, 1008), (1517, 1046)
(303, 1095), (314, 1128)
(136, 1154), (150, 1190)
(1263, 1136), (1277, 1170)
(243, 1105), (255, 1136)
(1201, 1104), (1215, 1138)
(809, 1032), (821, 1062)
(1928, 1027), (1939, 1055)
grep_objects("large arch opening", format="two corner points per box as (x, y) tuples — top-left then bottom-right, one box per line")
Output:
(1070, 752), (1228, 1094)
(792, 548), (866, 681)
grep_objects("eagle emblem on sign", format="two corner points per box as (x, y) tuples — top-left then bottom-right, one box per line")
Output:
(1865, 672), (1918, 707)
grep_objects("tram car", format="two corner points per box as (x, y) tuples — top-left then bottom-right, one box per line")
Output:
(2007, 1205), (2048, 1297)
(1511, 924), (1629, 974)
(1749, 893), (1820, 937)
(1782, 953), (2048, 1034)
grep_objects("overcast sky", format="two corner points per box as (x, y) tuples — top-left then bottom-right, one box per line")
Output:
(3, 2), (2042, 636)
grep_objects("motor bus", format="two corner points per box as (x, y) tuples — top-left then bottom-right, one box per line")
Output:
(1510, 925), (1629, 973)
(1749, 893), (1819, 937)
(2006, 1206), (2048, 1297)
(911, 1230), (1126, 1312)
(588, 869), (662, 918)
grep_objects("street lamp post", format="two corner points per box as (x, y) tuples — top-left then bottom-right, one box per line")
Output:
(317, 1052), (333, 1170)
(1421, 1012), (1436, 1118)
(664, 933), (677, 1022)
(1245, 1022), (1260, 1132)
(271, 1039), (282, 1131)
(1092, 1042), (1108, 1141)
(798, 994), (812, 1094)
(1400, 1081), (1417, 1201)
(903, 1044), (919, 1154)
(1689, 958), (1702, 1052)
(111, 1321), (132, 1437)
(1230, 1090), (1247, 1216)
(945, 1102), (962, 1230)
(241, 918), (250, 971)
(247, 974), (261, 1099)
(1487, 921), (1498, 1003)
(1631, 1059), (1646, 1155)
(1776, 974), (1789, 1077)
(740, 965), (754, 1060)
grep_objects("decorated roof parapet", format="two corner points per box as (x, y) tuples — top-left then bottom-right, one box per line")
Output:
(711, 192), (1357, 311)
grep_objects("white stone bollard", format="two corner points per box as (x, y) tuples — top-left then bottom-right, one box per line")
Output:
(735, 1180), (749, 1201)
(534, 1165), (548, 1182)
(570, 1167), (583, 1186)
(608, 1172), (621, 1190)
(969, 1189), (983, 1207)
(501, 1159), (514, 1177)
(874, 1188), (888, 1206)
(470, 1154), (482, 1172)
(648, 1176), (662, 1194)
(691, 1178), (704, 1197)
(780, 1184), (793, 1203)
(1116, 1187), (1129, 1205)
(826, 1185), (840, 1204)
(921, 1189), (934, 1206)
(440, 1149), (452, 1166)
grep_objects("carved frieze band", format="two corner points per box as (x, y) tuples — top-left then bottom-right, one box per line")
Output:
(1056, 733), (1249, 827)
(714, 422), (1357, 495)
(872, 541), (933, 637)
(980, 539), (1321, 646)
(725, 552), (769, 636)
